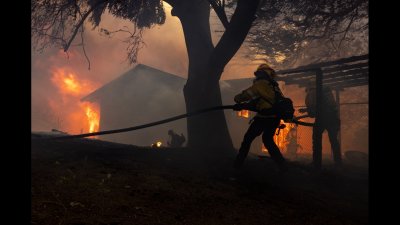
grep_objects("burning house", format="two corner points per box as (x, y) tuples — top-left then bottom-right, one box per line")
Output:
(81, 64), (186, 146)
(81, 54), (368, 158)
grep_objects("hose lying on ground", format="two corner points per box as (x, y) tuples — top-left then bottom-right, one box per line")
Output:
(49, 105), (314, 140)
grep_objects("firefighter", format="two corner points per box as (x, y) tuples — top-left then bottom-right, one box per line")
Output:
(299, 80), (342, 168)
(233, 63), (287, 172)
(167, 129), (186, 148)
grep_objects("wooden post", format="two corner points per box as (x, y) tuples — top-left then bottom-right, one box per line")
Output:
(335, 89), (341, 152)
(313, 68), (323, 168)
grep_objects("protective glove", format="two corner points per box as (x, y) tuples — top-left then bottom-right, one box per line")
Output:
(233, 103), (244, 111)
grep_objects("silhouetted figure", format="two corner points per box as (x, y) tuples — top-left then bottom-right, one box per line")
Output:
(167, 129), (186, 148)
(299, 84), (342, 168)
(233, 63), (287, 172)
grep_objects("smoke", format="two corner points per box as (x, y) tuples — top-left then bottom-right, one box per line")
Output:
(31, 5), (189, 133)
(31, 3), (368, 156)
(31, 4), (257, 133)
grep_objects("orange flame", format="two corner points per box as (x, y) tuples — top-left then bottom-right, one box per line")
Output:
(262, 120), (294, 153)
(237, 110), (250, 118)
(50, 68), (100, 135)
(85, 103), (100, 133)
(51, 68), (87, 96)
(63, 75), (81, 94)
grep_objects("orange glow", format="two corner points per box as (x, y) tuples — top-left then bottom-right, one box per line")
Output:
(237, 110), (250, 118)
(51, 68), (86, 96)
(262, 120), (295, 152)
(84, 103), (100, 133)
(274, 121), (294, 149)
(50, 68), (100, 135)
(261, 144), (268, 153)
(151, 141), (162, 148)
(63, 75), (81, 94)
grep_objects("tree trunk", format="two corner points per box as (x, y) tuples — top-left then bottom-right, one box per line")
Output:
(170, 0), (260, 155)
(172, 1), (234, 154)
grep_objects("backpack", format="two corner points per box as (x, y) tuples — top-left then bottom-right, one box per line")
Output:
(260, 76), (295, 122)
(273, 96), (295, 121)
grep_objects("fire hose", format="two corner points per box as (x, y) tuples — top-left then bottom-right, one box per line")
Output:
(50, 105), (314, 140)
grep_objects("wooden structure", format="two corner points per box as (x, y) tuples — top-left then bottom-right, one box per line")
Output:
(276, 54), (368, 89)
(276, 54), (369, 165)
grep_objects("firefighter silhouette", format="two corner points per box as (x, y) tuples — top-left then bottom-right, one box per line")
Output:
(167, 129), (186, 148)
(299, 82), (342, 168)
(233, 63), (287, 172)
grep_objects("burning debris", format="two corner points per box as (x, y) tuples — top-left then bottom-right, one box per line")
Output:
(151, 141), (163, 148)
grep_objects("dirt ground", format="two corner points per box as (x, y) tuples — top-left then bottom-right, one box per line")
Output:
(31, 133), (368, 225)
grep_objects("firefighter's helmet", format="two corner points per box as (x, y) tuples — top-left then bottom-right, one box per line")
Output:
(256, 63), (276, 77)
(257, 63), (273, 71)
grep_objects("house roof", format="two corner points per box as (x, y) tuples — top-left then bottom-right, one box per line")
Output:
(82, 54), (368, 103)
(81, 64), (186, 103)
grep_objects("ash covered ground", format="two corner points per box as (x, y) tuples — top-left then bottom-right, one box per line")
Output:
(32, 133), (368, 225)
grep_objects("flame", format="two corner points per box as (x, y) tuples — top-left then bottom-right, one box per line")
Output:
(63, 75), (81, 94)
(237, 110), (250, 118)
(51, 68), (86, 96)
(151, 141), (162, 148)
(85, 103), (100, 133)
(262, 120), (294, 152)
(50, 68), (100, 135)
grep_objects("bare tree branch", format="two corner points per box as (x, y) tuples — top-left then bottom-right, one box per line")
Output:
(207, 0), (230, 29)
(64, 0), (109, 52)
(337, 10), (357, 50)
(243, 0), (368, 67)
(210, 0), (260, 79)
(80, 25), (91, 70)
